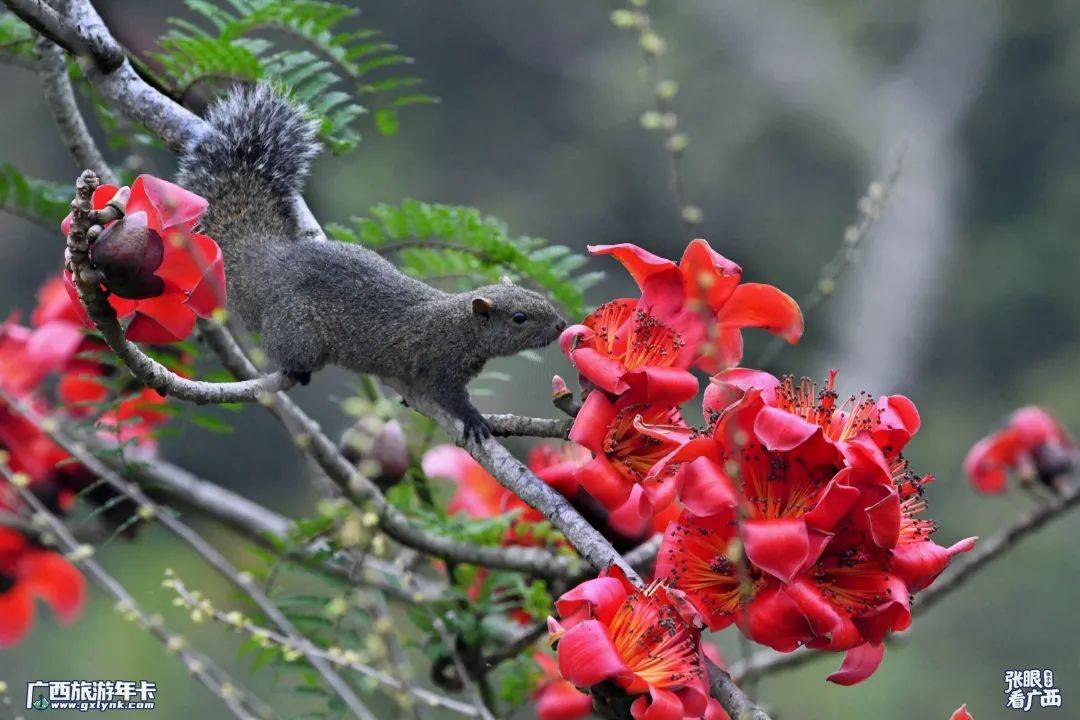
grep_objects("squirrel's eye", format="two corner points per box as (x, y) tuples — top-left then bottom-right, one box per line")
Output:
(512, 311), (527, 324)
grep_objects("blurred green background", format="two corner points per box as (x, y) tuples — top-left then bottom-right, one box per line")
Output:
(2, 1), (1079, 718)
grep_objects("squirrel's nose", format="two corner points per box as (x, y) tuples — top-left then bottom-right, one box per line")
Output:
(555, 319), (567, 332)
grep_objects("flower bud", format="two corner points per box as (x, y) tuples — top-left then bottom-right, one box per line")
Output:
(90, 211), (166, 299)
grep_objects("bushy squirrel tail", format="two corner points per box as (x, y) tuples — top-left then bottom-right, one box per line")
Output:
(177, 83), (320, 261)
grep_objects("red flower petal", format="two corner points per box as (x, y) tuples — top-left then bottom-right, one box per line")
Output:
(892, 536), (977, 592)
(678, 239), (742, 313)
(630, 686), (683, 720)
(676, 456), (738, 518)
(556, 619), (632, 688)
(698, 326), (744, 374)
(854, 575), (909, 645)
(804, 469), (860, 531)
(556, 577), (629, 626)
(127, 175), (207, 233)
(569, 392), (617, 451)
(874, 394), (921, 454)
(19, 550), (86, 623)
(183, 235), (227, 316)
(949, 705), (973, 720)
(826, 642), (885, 686)
(753, 405), (821, 452)
(862, 488), (901, 549)
(704, 368), (780, 416)
(739, 584), (815, 652)
(124, 293), (196, 343)
(589, 243), (676, 288)
(715, 282), (803, 343)
(576, 455), (635, 510)
(742, 518), (813, 583)
(536, 679), (593, 720)
(26, 321), (85, 376)
(606, 486), (653, 540)
(0, 584), (35, 648)
(622, 367), (700, 406)
(571, 347), (631, 396)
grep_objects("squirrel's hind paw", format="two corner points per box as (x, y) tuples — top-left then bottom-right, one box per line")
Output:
(285, 369), (312, 386)
(461, 410), (491, 444)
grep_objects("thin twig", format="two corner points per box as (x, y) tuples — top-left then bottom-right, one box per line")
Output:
(755, 141), (907, 367)
(167, 576), (481, 718)
(2, 467), (271, 720)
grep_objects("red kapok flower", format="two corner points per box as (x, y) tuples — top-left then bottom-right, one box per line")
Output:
(560, 299), (699, 406)
(964, 406), (1076, 493)
(61, 175), (226, 344)
(652, 368), (973, 685)
(949, 705), (973, 720)
(534, 652), (594, 720)
(0, 528), (86, 648)
(589, 240), (803, 373)
(550, 566), (710, 720)
(570, 391), (693, 514)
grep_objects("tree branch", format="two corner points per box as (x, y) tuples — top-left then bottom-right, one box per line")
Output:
(392, 381), (641, 584)
(3, 466), (271, 720)
(32, 31), (116, 184)
(484, 413), (571, 439)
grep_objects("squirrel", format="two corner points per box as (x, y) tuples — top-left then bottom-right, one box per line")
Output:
(177, 84), (568, 441)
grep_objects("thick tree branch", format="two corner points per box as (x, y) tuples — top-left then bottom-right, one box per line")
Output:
(2, 0), (123, 71)
(732, 478), (1080, 682)
(33, 32), (116, 184)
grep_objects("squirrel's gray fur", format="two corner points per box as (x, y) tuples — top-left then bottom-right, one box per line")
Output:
(177, 84), (567, 440)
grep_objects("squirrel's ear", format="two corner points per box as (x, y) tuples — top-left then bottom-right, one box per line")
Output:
(472, 296), (494, 317)
(499, 275), (514, 286)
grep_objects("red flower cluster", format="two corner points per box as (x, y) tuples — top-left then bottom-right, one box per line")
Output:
(62, 175), (226, 344)
(560, 240), (802, 524)
(0, 269), (176, 646)
(950, 705), (973, 720)
(964, 406), (1075, 493)
(651, 369), (975, 684)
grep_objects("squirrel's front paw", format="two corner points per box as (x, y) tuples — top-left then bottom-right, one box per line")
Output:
(461, 410), (491, 444)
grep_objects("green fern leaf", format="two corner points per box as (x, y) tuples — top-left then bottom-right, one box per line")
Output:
(327, 201), (596, 318)
(152, 0), (436, 151)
